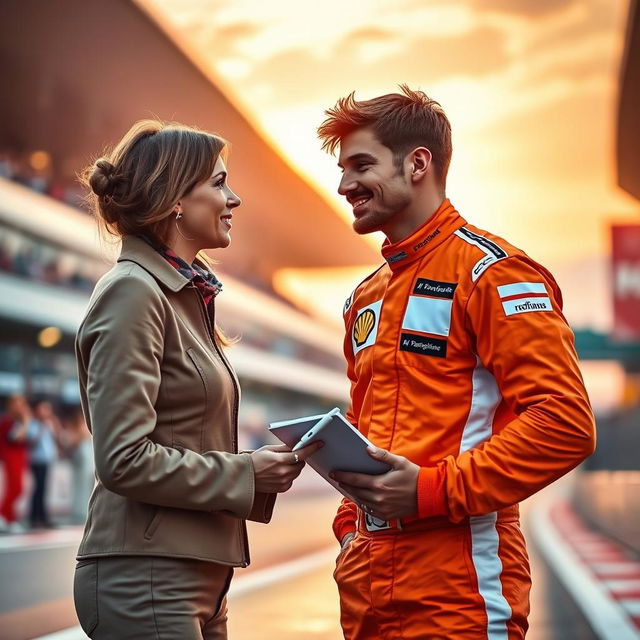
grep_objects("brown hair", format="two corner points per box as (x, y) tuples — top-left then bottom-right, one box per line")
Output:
(317, 84), (452, 188)
(81, 120), (235, 346)
(81, 119), (227, 242)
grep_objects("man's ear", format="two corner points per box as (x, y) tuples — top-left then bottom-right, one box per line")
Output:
(410, 147), (432, 182)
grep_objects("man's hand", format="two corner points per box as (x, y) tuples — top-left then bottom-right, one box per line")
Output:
(331, 447), (419, 520)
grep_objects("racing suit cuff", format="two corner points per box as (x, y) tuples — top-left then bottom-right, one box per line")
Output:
(333, 517), (357, 543)
(417, 465), (448, 519)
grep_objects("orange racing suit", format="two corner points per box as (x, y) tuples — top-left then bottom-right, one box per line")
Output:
(333, 199), (595, 640)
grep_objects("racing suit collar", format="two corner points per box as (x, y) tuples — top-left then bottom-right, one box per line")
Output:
(381, 198), (466, 271)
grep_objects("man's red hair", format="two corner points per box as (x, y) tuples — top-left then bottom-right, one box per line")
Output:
(317, 84), (452, 187)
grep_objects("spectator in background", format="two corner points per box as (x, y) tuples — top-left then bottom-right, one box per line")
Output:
(24, 400), (60, 529)
(0, 151), (18, 180)
(61, 409), (94, 525)
(0, 237), (11, 271)
(0, 394), (31, 534)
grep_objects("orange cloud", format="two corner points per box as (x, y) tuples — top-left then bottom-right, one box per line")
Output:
(241, 25), (508, 106)
(464, 0), (580, 18)
(342, 27), (394, 44)
(188, 20), (263, 57)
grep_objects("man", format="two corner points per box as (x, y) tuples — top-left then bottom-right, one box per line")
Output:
(316, 86), (595, 640)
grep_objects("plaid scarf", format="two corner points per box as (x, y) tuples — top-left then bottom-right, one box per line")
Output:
(139, 235), (223, 308)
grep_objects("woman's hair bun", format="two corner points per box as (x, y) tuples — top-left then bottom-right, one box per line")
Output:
(89, 158), (118, 198)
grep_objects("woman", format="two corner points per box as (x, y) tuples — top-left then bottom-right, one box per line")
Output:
(73, 120), (318, 639)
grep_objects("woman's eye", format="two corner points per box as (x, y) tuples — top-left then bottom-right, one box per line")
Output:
(214, 179), (225, 188)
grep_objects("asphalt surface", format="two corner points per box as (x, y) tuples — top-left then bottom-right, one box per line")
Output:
(0, 470), (603, 640)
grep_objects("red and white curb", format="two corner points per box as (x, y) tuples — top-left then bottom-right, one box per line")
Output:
(530, 491), (640, 639)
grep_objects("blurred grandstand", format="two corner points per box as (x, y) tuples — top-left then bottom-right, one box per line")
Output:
(0, 0), (380, 443)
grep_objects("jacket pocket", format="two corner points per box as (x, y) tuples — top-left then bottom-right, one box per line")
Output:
(74, 560), (98, 636)
(186, 347), (208, 390)
(143, 507), (164, 540)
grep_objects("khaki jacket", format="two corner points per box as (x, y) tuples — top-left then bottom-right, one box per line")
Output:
(75, 234), (275, 567)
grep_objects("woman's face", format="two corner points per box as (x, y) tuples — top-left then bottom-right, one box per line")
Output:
(179, 156), (241, 249)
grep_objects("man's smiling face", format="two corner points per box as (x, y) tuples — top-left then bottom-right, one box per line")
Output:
(337, 127), (412, 236)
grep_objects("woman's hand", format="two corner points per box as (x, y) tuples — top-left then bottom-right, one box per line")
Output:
(250, 442), (323, 494)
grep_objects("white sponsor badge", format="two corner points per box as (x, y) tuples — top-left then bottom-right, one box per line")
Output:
(497, 282), (552, 316)
(402, 296), (453, 337)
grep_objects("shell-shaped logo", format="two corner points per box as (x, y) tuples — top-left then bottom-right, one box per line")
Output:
(354, 309), (376, 346)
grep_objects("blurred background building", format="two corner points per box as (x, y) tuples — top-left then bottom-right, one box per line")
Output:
(0, 0), (382, 426)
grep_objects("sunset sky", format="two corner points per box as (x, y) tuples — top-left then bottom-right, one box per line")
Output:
(148, 0), (639, 336)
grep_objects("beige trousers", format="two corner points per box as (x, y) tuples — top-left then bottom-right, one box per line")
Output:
(73, 555), (233, 639)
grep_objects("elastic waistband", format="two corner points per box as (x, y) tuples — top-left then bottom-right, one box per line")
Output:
(357, 504), (520, 536)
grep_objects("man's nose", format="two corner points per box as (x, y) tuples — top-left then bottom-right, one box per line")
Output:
(338, 175), (357, 196)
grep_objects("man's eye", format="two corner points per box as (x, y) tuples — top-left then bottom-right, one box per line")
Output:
(356, 164), (370, 171)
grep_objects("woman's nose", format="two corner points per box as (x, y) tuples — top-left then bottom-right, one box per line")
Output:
(228, 191), (241, 208)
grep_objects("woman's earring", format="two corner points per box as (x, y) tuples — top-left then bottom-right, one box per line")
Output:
(174, 209), (195, 241)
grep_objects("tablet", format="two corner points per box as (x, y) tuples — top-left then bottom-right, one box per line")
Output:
(269, 408), (391, 502)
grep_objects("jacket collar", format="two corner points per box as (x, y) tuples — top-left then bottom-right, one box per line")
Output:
(117, 234), (191, 292)
(381, 199), (466, 272)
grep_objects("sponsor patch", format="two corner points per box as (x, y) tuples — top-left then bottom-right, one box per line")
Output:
(399, 332), (447, 358)
(387, 251), (408, 264)
(497, 281), (552, 316)
(343, 290), (355, 314)
(354, 309), (375, 346)
(352, 300), (383, 354)
(502, 297), (553, 316)
(413, 229), (441, 252)
(413, 278), (457, 299)
(402, 296), (453, 337)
